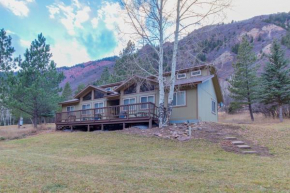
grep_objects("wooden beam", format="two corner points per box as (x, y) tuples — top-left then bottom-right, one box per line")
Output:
(101, 124), (104, 131)
(87, 125), (90, 132)
(149, 118), (152, 129)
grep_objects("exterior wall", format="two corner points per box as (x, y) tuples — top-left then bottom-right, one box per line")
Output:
(164, 88), (198, 124)
(197, 79), (218, 122)
(119, 82), (158, 105)
(163, 68), (209, 82)
(62, 89), (107, 112)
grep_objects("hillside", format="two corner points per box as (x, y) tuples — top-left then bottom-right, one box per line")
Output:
(58, 13), (290, 93)
(58, 56), (117, 91)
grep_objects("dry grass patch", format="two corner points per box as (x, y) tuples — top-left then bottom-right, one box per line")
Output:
(0, 124), (54, 140)
(0, 128), (290, 192)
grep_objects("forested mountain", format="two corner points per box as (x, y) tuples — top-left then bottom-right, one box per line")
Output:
(58, 13), (290, 94)
(58, 56), (118, 91)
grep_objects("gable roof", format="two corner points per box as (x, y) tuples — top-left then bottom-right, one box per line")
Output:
(59, 99), (79, 105)
(73, 85), (114, 99)
(174, 75), (214, 86)
(114, 75), (158, 92)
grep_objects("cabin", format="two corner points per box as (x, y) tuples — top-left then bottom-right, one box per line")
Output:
(56, 65), (223, 131)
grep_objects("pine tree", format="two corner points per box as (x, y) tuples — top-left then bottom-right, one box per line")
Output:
(0, 28), (15, 71)
(228, 37), (259, 121)
(4, 34), (64, 128)
(61, 82), (72, 101)
(94, 67), (112, 86)
(75, 84), (86, 95)
(260, 40), (290, 122)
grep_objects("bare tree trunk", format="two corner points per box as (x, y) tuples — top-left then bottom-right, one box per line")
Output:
(32, 115), (38, 128)
(248, 103), (254, 121)
(158, 0), (165, 128)
(279, 104), (283, 122)
(166, 0), (181, 125)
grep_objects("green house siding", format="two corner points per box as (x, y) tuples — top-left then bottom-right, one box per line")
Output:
(197, 79), (218, 122)
(166, 88), (198, 122)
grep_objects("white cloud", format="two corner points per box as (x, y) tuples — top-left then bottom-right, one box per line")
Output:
(51, 39), (91, 67)
(0, 0), (34, 17)
(47, 0), (91, 36)
(92, 2), (139, 55)
(91, 17), (99, 29)
(20, 39), (30, 47)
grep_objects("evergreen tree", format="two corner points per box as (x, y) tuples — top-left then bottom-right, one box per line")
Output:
(94, 67), (113, 86)
(75, 84), (86, 95)
(113, 40), (136, 81)
(0, 28), (15, 71)
(3, 34), (64, 128)
(260, 40), (290, 122)
(228, 37), (259, 121)
(61, 82), (72, 101)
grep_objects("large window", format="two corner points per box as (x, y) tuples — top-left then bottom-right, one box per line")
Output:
(94, 90), (105, 99)
(124, 84), (137, 95)
(172, 91), (186, 107)
(140, 82), (155, 92)
(123, 98), (136, 111)
(66, 106), (74, 112)
(95, 102), (104, 114)
(82, 104), (91, 115)
(83, 92), (92, 101)
(212, 100), (216, 114)
(140, 96), (154, 109)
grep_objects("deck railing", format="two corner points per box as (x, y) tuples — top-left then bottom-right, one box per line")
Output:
(56, 102), (158, 124)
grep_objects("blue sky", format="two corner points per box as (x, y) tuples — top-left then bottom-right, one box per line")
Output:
(0, 0), (122, 67)
(1, 0), (290, 67)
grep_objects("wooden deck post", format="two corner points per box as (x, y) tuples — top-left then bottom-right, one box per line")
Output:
(101, 124), (104, 131)
(87, 125), (90, 132)
(70, 125), (73, 132)
(123, 122), (125, 129)
(149, 118), (152, 129)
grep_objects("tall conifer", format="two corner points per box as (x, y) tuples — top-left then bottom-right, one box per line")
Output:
(228, 37), (259, 121)
(260, 40), (290, 122)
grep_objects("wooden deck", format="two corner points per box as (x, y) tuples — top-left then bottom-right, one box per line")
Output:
(55, 102), (158, 130)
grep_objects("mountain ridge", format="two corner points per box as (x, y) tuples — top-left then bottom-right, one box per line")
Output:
(58, 12), (290, 93)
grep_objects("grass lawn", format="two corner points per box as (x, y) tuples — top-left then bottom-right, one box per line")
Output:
(0, 117), (290, 192)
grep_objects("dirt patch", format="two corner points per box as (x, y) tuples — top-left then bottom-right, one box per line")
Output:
(120, 122), (271, 156)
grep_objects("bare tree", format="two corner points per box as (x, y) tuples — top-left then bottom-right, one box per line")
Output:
(120, 0), (231, 127)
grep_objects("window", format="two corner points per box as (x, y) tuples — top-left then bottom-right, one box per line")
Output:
(82, 104), (91, 115)
(124, 98), (136, 105)
(140, 82), (155, 92)
(95, 102), (104, 114)
(172, 91), (186, 107)
(66, 106), (74, 112)
(123, 98), (136, 111)
(83, 92), (92, 101)
(140, 96), (155, 109)
(177, 73), (186, 79)
(124, 84), (137, 95)
(105, 87), (111, 91)
(191, 70), (201, 77)
(94, 90), (105, 99)
(212, 100), (216, 114)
